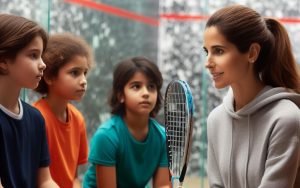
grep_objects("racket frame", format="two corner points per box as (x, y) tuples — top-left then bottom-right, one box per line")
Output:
(164, 80), (194, 187)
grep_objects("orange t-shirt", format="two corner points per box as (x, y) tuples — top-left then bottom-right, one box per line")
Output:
(33, 99), (88, 188)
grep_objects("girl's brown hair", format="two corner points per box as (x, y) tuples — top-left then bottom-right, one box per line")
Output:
(35, 32), (94, 94)
(206, 5), (300, 93)
(109, 56), (163, 117)
(0, 14), (48, 75)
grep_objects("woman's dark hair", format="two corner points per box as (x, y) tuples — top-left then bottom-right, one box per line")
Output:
(0, 14), (48, 75)
(109, 56), (163, 117)
(35, 32), (94, 94)
(205, 5), (300, 93)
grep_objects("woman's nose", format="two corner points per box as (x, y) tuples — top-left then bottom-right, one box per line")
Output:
(205, 56), (215, 69)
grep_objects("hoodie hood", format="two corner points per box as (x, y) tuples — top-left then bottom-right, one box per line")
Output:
(223, 86), (300, 119)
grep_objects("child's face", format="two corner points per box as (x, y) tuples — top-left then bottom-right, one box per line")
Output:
(47, 55), (89, 101)
(121, 71), (157, 117)
(5, 36), (46, 89)
(203, 26), (251, 89)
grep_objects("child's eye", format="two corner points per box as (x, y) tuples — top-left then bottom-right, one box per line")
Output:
(30, 53), (38, 60)
(132, 84), (140, 89)
(148, 84), (157, 91)
(70, 70), (79, 77)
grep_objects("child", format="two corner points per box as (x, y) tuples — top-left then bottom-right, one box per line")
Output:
(33, 33), (94, 188)
(203, 5), (300, 188)
(0, 14), (58, 188)
(83, 57), (170, 188)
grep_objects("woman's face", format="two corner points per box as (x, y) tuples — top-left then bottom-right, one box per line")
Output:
(203, 26), (253, 89)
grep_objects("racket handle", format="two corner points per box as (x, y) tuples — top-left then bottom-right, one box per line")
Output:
(178, 181), (184, 188)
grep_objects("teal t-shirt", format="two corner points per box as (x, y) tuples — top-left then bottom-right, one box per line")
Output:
(83, 115), (168, 188)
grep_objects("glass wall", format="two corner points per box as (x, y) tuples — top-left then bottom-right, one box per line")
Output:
(45, 0), (159, 139)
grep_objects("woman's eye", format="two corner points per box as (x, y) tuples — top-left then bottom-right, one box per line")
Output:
(214, 48), (224, 55)
(202, 48), (208, 56)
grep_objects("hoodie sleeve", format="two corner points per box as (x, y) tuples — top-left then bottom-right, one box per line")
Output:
(259, 111), (300, 188)
(207, 116), (225, 188)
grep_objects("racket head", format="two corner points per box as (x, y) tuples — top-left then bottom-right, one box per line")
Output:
(164, 80), (194, 183)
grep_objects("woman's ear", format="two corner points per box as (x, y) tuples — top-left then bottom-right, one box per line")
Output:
(248, 43), (261, 63)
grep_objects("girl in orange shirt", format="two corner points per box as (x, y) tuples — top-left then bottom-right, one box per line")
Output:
(33, 32), (94, 188)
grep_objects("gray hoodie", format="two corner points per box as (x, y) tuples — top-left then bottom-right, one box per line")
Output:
(207, 86), (300, 188)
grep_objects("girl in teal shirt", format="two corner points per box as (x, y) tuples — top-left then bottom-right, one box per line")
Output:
(83, 57), (170, 188)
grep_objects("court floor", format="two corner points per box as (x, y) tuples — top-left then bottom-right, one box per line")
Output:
(175, 176), (209, 188)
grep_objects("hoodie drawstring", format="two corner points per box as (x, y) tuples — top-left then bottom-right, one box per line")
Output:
(244, 115), (251, 188)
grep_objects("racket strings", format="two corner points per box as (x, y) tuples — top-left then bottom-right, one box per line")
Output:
(165, 83), (189, 177)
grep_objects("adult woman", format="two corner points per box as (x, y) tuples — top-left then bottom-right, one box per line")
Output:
(203, 5), (300, 188)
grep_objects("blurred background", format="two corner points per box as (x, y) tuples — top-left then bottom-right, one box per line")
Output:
(1, 0), (300, 187)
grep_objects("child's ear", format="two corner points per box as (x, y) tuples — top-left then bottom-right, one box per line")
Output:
(117, 93), (124, 103)
(0, 58), (9, 74)
(43, 75), (53, 85)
